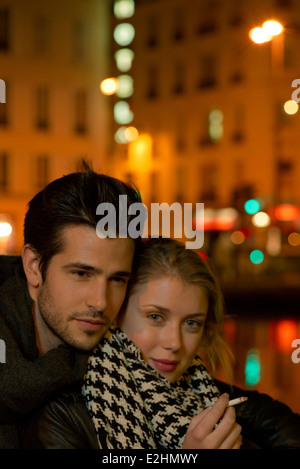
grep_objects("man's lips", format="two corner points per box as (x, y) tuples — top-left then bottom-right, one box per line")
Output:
(74, 318), (107, 331)
(151, 358), (179, 372)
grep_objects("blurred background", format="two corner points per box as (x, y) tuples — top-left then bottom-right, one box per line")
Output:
(0, 0), (299, 412)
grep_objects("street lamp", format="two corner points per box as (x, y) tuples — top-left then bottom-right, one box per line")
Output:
(249, 19), (286, 206)
(249, 20), (283, 44)
(249, 19), (284, 74)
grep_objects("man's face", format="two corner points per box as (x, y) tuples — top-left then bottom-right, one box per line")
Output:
(35, 225), (134, 351)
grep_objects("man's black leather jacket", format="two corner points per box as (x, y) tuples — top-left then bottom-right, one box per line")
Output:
(22, 380), (300, 449)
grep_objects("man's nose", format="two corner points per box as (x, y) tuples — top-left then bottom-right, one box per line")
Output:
(86, 279), (108, 313)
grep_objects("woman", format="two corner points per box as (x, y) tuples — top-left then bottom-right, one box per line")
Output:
(23, 238), (300, 449)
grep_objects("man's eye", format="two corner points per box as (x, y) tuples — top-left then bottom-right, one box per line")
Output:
(71, 270), (90, 278)
(111, 277), (128, 284)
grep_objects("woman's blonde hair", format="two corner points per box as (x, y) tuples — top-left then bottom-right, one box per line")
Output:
(126, 237), (233, 380)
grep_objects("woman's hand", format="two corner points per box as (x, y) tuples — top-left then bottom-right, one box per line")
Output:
(182, 393), (242, 449)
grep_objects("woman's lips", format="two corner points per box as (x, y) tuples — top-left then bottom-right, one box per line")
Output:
(151, 358), (179, 372)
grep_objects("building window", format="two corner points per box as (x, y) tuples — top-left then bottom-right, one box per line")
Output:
(172, 8), (185, 42)
(145, 16), (159, 48)
(145, 65), (159, 99)
(197, 55), (217, 89)
(0, 152), (8, 191)
(175, 166), (186, 203)
(232, 106), (245, 142)
(35, 155), (49, 189)
(35, 86), (50, 130)
(195, 0), (219, 35)
(74, 90), (88, 134)
(200, 164), (218, 202)
(32, 14), (52, 56)
(72, 19), (88, 63)
(0, 8), (10, 51)
(172, 62), (185, 95)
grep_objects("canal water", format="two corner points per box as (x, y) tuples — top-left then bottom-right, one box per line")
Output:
(214, 315), (300, 414)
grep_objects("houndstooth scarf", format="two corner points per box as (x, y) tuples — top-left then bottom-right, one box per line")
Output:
(82, 325), (220, 449)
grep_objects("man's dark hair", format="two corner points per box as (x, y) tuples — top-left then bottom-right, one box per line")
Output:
(24, 160), (142, 280)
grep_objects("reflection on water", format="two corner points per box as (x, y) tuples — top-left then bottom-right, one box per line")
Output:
(214, 316), (300, 414)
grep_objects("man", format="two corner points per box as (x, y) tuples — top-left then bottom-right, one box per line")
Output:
(0, 161), (142, 448)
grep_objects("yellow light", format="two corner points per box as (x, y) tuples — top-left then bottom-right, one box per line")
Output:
(100, 78), (118, 95)
(251, 211), (271, 227)
(0, 222), (12, 237)
(262, 20), (283, 37)
(249, 27), (271, 44)
(284, 100), (299, 115)
(124, 126), (139, 141)
(128, 134), (152, 171)
(288, 232), (300, 247)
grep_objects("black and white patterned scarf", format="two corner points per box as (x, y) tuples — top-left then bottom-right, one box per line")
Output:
(82, 325), (220, 449)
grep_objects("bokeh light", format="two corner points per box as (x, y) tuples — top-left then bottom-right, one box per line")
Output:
(114, 48), (135, 72)
(262, 20), (283, 36)
(230, 230), (246, 245)
(251, 211), (271, 227)
(116, 75), (134, 98)
(113, 23), (135, 46)
(249, 27), (271, 44)
(114, 0), (135, 19)
(100, 77), (118, 95)
(288, 232), (300, 246)
(244, 199), (260, 215)
(250, 249), (264, 264)
(0, 222), (12, 237)
(114, 101), (134, 124)
(284, 100), (299, 115)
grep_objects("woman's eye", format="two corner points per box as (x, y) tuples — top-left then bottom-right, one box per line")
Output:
(147, 313), (162, 322)
(186, 319), (203, 329)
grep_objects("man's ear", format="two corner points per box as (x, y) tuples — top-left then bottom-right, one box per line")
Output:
(22, 244), (42, 291)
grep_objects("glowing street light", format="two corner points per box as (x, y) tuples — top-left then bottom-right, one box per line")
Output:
(262, 20), (283, 37)
(249, 19), (283, 44)
(249, 27), (271, 44)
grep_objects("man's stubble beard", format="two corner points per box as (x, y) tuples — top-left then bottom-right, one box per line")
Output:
(36, 282), (107, 351)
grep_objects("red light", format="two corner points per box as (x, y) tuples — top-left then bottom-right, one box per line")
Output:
(274, 204), (299, 222)
(197, 252), (207, 261)
(269, 320), (299, 353)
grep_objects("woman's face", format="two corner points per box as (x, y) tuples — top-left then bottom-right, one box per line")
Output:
(119, 276), (209, 382)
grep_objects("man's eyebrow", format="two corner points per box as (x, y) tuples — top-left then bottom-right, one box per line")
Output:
(62, 263), (132, 277)
(63, 263), (101, 273)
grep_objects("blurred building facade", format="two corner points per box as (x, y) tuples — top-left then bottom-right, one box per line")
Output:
(106, 0), (300, 285)
(0, 0), (110, 253)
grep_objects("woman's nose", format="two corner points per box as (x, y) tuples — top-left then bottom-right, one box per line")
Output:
(162, 324), (182, 352)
